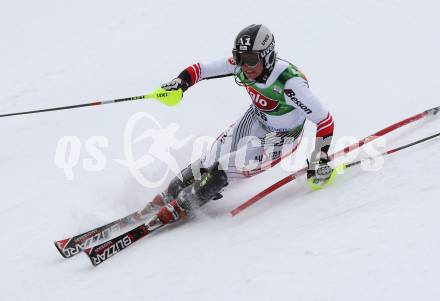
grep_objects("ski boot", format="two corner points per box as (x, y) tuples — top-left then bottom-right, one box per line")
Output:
(145, 199), (187, 231)
(142, 160), (206, 215)
(146, 162), (228, 230)
(176, 162), (228, 211)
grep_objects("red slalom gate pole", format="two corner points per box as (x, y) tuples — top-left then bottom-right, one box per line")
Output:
(230, 106), (440, 217)
(344, 131), (440, 169)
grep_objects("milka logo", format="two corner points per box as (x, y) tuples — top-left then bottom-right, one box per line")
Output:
(246, 86), (279, 112)
(284, 89), (312, 114)
(92, 235), (132, 265)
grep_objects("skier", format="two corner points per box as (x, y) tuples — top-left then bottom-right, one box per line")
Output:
(145, 24), (335, 229)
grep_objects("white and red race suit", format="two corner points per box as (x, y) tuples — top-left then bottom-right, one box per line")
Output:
(178, 57), (334, 179)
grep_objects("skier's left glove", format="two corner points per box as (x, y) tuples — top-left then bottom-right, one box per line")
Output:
(161, 77), (189, 92)
(307, 157), (334, 190)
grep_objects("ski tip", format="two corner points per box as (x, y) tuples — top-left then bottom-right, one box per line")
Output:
(54, 240), (70, 258)
(55, 238), (70, 250)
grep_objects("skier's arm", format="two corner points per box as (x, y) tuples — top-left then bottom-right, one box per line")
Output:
(284, 76), (335, 188)
(162, 58), (237, 92)
(284, 77), (334, 160)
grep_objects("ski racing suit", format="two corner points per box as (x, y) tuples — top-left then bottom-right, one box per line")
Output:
(178, 57), (335, 181)
(148, 57), (335, 225)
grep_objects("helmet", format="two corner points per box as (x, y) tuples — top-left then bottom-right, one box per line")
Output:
(232, 24), (276, 79)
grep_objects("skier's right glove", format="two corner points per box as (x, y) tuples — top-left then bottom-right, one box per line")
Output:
(307, 157), (334, 190)
(161, 77), (189, 92)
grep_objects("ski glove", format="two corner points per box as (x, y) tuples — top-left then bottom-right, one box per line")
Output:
(161, 77), (189, 92)
(307, 157), (334, 190)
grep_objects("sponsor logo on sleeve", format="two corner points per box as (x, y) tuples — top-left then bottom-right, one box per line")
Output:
(284, 89), (312, 114)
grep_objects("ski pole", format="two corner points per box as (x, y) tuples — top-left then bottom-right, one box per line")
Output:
(344, 131), (440, 169)
(0, 87), (182, 118)
(310, 130), (440, 190)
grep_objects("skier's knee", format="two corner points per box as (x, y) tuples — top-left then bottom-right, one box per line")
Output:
(167, 159), (206, 198)
(176, 162), (228, 210)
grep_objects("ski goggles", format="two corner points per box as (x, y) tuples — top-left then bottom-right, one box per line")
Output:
(232, 50), (261, 68)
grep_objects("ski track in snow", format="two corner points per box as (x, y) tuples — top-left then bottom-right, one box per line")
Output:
(1, 0), (440, 300)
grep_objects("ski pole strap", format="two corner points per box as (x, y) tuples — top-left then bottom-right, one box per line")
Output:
(144, 88), (183, 106)
(307, 164), (346, 191)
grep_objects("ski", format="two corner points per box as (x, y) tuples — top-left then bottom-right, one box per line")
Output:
(54, 210), (147, 258)
(230, 105), (440, 216)
(54, 195), (165, 258)
(60, 106), (440, 264)
(84, 215), (165, 266)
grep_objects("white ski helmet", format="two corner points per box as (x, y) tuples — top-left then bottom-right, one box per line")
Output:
(232, 24), (276, 76)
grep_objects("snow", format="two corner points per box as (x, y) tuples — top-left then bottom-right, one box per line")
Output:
(1, 0), (440, 300)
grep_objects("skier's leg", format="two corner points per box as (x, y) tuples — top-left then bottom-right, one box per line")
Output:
(147, 112), (243, 209)
(208, 132), (303, 180)
(200, 106), (304, 180)
(146, 106), (303, 222)
(176, 161), (228, 210)
(148, 162), (228, 227)
(145, 133), (301, 228)
(142, 159), (206, 214)
(166, 159), (206, 198)
(234, 128), (304, 178)
(142, 114), (238, 215)
(200, 106), (261, 176)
